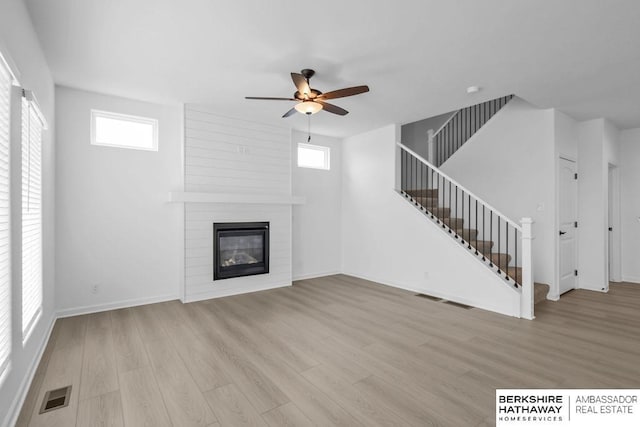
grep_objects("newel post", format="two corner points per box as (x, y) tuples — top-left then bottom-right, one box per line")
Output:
(427, 129), (435, 164)
(520, 218), (534, 320)
(395, 142), (402, 191)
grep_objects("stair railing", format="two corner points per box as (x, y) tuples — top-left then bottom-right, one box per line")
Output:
(397, 142), (534, 319)
(429, 95), (514, 166)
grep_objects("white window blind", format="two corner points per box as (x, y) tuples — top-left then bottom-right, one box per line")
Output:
(0, 58), (12, 375)
(21, 94), (43, 341)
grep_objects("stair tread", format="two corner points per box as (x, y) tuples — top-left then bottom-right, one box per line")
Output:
(534, 283), (550, 304)
(403, 184), (543, 302)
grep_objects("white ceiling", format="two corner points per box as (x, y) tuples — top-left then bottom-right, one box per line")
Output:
(24, 0), (640, 137)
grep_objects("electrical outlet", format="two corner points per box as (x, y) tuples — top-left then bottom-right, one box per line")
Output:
(91, 284), (99, 294)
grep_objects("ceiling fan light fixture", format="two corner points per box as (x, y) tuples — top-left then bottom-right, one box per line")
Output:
(246, 69), (368, 118)
(295, 101), (322, 115)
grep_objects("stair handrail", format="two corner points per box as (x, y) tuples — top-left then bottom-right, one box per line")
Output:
(396, 141), (522, 231)
(431, 95), (514, 167)
(431, 110), (458, 138)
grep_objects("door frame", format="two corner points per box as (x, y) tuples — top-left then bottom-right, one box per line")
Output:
(554, 155), (578, 300)
(608, 164), (621, 283)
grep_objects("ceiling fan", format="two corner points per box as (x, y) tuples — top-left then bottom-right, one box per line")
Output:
(245, 69), (369, 118)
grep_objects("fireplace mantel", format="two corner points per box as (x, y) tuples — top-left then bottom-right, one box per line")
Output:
(168, 192), (305, 205)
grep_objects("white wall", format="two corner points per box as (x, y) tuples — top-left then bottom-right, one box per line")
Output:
(183, 106), (292, 302)
(619, 128), (640, 283)
(576, 118), (620, 292)
(55, 86), (182, 315)
(555, 110), (578, 160)
(341, 124), (521, 317)
(0, 1), (56, 426)
(291, 131), (341, 280)
(400, 112), (453, 159)
(439, 98), (556, 289)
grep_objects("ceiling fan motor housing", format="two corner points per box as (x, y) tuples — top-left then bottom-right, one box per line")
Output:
(301, 69), (315, 79)
(294, 89), (322, 100)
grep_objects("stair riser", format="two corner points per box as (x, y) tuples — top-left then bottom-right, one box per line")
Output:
(490, 253), (512, 267)
(443, 218), (464, 229)
(412, 196), (438, 207)
(405, 189), (438, 198)
(455, 229), (478, 241)
(534, 287), (548, 304)
(473, 241), (494, 254)
(427, 208), (451, 218)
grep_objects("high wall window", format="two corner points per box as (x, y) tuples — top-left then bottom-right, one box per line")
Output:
(22, 93), (44, 341)
(0, 56), (12, 376)
(297, 143), (330, 170)
(90, 109), (158, 151)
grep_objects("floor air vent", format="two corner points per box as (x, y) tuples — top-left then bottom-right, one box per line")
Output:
(415, 294), (442, 302)
(39, 385), (72, 414)
(442, 300), (472, 310)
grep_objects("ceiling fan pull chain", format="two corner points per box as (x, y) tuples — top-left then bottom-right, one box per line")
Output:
(307, 114), (311, 142)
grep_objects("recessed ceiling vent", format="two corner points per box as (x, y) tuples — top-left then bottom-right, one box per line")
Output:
(39, 385), (72, 414)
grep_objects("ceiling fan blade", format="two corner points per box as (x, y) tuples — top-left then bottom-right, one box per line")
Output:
(291, 73), (312, 97)
(245, 96), (296, 101)
(317, 100), (348, 116)
(282, 107), (297, 118)
(318, 85), (369, 100)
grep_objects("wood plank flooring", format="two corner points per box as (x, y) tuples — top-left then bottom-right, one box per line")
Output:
(16, 275), (640, 426)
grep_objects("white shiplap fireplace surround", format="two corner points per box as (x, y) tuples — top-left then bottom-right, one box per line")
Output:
(171, 105), (303, 302)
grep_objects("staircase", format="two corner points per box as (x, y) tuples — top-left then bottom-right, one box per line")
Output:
(397, 95), (543, 319)
(431, 95), (513, 166)
(403, 185), (549, 300)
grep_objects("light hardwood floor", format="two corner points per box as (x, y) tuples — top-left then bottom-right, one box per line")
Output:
(16, 275), (640, 426)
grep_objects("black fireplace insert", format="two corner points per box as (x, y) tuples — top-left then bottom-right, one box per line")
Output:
(213, 222), (269, 280)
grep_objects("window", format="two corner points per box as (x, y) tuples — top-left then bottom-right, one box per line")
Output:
(297, 143), (330, 170)
(90, 110), (158, 151)
(22, 94), (44, 341)
(0, 56), (11, 376)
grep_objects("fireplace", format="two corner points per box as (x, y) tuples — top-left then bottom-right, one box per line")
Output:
(213, 222), (269, 280)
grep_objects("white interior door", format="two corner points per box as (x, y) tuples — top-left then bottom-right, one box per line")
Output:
(559, 158), (578, 294)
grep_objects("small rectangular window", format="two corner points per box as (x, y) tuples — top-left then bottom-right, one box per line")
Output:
(90, 110), (158, 151)
(297, 143), (330, 170)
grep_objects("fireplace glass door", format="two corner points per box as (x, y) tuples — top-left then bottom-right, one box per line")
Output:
(213, 222), (269, 280)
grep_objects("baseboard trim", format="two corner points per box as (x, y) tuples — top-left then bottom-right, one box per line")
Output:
(547, 293), (560, 301)
(4, 313), (56, 427)
(56, 293), (180, 318)
(622, 276), (640, 284)
(184, 282), (291, 303)
(341, 271), (422, 295)
(342, 271), (519, 317)
(293, 271), (341, 281)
